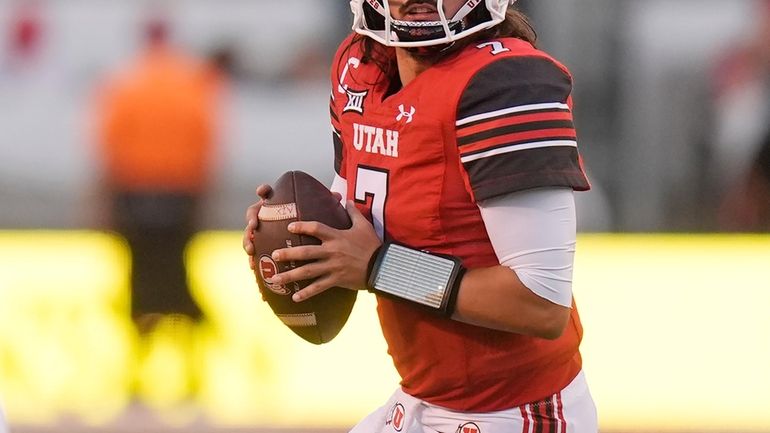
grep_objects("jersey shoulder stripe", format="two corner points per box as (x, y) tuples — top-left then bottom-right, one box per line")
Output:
(460, 139), (578, 163)
(332, 129), (344, 175)
(453, 51), (588, 200)
(456, 56), (572, 121)
(455, 56), (575, 160)
(464, 146), (589, 201)
(457, 102), (570, 127)
(457, 119), (575, 147)
(330, 95), (340, 123)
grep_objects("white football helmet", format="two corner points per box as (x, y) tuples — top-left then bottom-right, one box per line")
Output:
(350, 0), (517, 47)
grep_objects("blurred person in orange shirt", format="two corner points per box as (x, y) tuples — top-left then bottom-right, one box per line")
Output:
(95, 17), (221, 331)
(93, 17), (227, 405)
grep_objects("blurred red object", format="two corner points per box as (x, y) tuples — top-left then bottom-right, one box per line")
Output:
(8, 1), (43, 62)
(712, 0), (770, 97)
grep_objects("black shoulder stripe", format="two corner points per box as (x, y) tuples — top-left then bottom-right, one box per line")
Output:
(332, 130), (344, 175)
(457, 56), (572, 121)
(464, 147), (590, 201)
(330, 104), (339, 123)
(329, 95), (340, 122)
(757, 134), (770, 182)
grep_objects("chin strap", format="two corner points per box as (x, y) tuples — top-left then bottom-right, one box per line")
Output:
(405, 40), (457, 59)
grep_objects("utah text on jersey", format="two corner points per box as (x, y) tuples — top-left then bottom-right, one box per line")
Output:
(353, 123), (399, 158)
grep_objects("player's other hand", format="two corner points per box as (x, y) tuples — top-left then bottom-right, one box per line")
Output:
(270, 200), (381, 303)
(243, 186), (343, 268)
(243, 184), (274, 271)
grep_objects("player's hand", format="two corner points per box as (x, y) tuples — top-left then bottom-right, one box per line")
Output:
(243, 184), (273, 272)
(269, 200), (381, 302)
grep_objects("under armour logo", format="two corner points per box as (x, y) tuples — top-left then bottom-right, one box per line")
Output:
(396, 104), (416, 124)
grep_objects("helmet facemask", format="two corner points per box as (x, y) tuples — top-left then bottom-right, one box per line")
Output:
(351, 0), (514, 47)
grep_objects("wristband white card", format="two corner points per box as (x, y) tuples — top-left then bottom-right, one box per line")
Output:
(367, 243), (464, 316)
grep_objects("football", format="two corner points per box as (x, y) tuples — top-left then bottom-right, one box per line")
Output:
(252, 170), (356, 344)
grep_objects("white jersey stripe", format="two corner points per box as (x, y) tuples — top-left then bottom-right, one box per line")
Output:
(526, 404), (535, 433)
(460, 140), (577, 163)
(456, 102), (570, 127)
(553, 394), (563, 433)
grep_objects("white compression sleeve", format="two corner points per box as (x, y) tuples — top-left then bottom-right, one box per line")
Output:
(477, 187), (577, 308)
(330, 174), (348, 204)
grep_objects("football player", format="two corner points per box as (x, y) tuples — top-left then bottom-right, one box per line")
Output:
(244, 1), (598, 431)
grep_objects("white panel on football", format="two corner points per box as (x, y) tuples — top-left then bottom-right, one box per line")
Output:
(278, 313), (318, 328)
(258, 203), (298, 221)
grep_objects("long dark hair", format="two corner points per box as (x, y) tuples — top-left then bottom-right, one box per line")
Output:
(349, 8), (537, 85)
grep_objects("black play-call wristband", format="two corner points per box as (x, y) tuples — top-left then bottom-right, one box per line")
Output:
(366, 242), (465, 317)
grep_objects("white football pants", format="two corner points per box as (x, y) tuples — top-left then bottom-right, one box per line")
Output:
(349, 370), (597, 433)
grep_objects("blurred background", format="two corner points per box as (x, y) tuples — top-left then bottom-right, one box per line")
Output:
(0, 0), (769, 432)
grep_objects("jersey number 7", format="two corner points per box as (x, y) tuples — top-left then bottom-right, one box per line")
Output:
(354, 165), (389, 241)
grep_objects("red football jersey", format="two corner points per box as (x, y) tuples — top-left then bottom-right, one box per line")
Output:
(329, 34), (590, 412)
